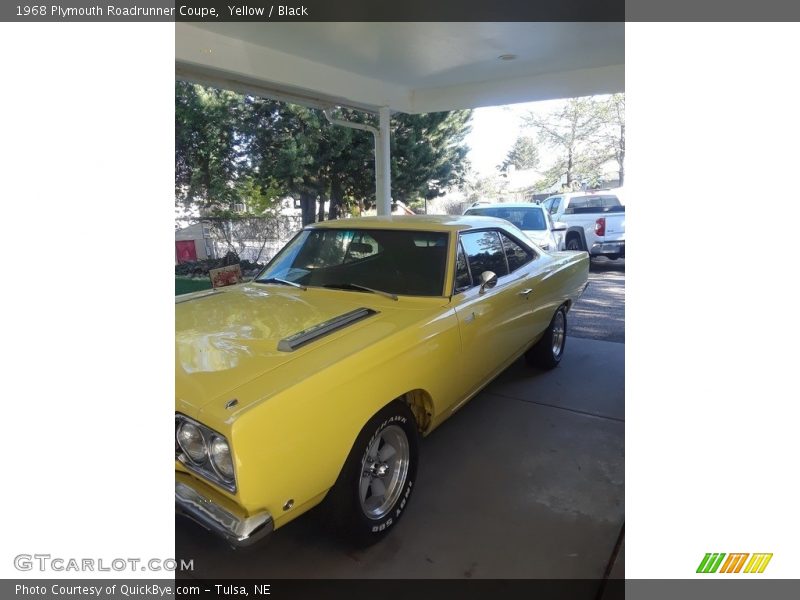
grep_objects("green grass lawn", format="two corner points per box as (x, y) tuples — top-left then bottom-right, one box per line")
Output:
(175, 276), (212, 296)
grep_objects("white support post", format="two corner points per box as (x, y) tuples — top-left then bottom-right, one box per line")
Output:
(375, 106), (392, 216)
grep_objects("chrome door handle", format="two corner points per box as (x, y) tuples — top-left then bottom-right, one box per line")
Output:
(519, 288), (533, 298)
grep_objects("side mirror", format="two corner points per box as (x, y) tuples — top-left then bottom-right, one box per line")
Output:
(479, 271), (498, 294)
(551, 221), (567, 231)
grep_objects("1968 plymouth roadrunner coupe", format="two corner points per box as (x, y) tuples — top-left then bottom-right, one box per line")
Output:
(175, 215), (589, 547)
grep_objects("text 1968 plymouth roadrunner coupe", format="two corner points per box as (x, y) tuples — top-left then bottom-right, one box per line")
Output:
(175, 215), (589, 547)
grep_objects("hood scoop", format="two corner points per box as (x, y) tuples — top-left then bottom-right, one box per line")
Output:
(277, 307), (378, 352)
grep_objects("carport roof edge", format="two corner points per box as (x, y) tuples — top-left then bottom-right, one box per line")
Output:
(175, 22), (624, 114)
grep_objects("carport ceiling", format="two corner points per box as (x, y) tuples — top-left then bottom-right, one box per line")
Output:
(176, 22), (624, 114)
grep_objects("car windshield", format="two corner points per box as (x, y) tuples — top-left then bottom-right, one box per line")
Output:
(465, 207), (547, 231)
(256, 228), (449, 297)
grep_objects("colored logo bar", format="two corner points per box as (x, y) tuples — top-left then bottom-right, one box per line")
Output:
(697, 553), (772, 574)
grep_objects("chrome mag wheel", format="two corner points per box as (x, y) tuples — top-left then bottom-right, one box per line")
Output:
(359, 425), (410, 520)
(551, 310), (566, 358)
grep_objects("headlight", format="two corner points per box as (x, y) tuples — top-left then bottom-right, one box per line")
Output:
(177, 422), (207, 462)
(209, 437), (234, 480)
(175, 414), (236, 492)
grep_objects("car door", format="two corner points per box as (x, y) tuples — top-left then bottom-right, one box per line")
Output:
(498, 230), (559, 338)
(452, 229), (543, 401)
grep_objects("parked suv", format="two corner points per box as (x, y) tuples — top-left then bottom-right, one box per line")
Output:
(541, 189), (625, 260)
(464, 202), (565, 251)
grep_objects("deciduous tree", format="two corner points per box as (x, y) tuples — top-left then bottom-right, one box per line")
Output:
(525, 97), (606, 188)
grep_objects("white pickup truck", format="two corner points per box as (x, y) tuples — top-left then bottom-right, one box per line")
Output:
(541, 190), (625, 260)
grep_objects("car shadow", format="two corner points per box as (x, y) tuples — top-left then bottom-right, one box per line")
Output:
(589, 257), (625, 273)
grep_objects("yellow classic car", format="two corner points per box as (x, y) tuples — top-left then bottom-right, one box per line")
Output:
(175, 215), (589, 547)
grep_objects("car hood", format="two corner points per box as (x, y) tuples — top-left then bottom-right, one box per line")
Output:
(522, 230), (553, 245)
(175, 284), (440, 414)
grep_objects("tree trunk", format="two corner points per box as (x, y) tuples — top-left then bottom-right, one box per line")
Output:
(328, 176), (343, 220)
(299, 192), (316, 226)
(566, 150), (574, 186)
(317, 195), (326, 222)
(618, 125), (625, 186)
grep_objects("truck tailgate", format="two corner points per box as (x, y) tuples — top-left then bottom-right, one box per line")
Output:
(604, 213), (625, 236)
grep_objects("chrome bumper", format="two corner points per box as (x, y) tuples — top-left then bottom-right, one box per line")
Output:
(175, 480), (272, 548)
(591, 241), (625, 257)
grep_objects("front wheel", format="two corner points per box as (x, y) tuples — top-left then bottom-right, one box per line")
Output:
(326, 401), (419, 547)
(526, 306), (567, 369)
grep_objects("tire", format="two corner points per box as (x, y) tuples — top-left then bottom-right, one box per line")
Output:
(566, 237), (583, 251)
(326, 400), (419, 547)
(526, 306), (567, 369)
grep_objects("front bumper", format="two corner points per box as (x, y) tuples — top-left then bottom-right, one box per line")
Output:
(591, 241), (625, 257)
(175, 476), (272, 548)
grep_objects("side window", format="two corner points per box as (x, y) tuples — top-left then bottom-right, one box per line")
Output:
(454, 241), (472, 292)
(460, 230), (509, 281)
(542, 198), (552, 212)
(500, 233), (535, 272)
(549, 198), (561, 215)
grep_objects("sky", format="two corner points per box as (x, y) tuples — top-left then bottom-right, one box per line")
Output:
(464, 98), (565, 178)
(465, 94), (616, 180)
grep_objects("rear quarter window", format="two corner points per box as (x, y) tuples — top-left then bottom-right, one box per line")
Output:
(460, 230), (509, 279)
(500, 233), (534, 272)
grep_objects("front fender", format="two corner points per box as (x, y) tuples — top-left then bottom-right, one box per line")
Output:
(228, 308), (461, 528)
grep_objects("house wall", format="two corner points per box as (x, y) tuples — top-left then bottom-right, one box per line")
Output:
(175, 222), (212, 263)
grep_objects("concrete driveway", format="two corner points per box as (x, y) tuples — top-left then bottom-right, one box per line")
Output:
(570, 257), (625, 343)
(176, 262), (625, 583)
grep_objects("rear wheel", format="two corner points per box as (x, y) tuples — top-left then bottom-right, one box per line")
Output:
(526, 306), (567, 369)
(325, 401), (419, 547)
(566, 237), (583, 251)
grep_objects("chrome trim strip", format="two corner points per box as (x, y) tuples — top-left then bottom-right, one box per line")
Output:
(175, 481), (272, 548)
(277, 307), (378, 352)
(175, 290), (221, 304)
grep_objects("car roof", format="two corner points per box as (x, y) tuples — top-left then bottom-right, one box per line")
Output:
(306, 214), (513, 232)
(546, 188), (622, 199)
(465, 202), (545, 210)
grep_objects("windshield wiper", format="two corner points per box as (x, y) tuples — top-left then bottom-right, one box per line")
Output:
(256, 277), (307, 290)
(323, 282), (398, 301)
